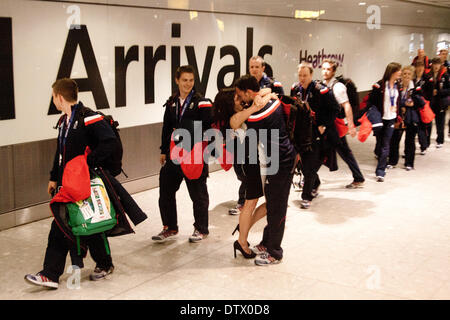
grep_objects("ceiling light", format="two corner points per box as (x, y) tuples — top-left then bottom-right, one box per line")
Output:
(295, 10), (325, 19)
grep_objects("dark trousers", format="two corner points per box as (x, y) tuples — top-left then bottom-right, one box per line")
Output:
(418, 121), (431, 151)
(41, 220), (113, 283)
(233, 164), (246, 206)
(260, 166), (294, 261)
(375, 119), (395, 177)
(158, 160), (209, 234)
(404, 125), (418, 167)
(299, 140), (322, 201)
(335, 136), (364, 183)
(433, 108), (447, 144)
(388, 129), (404, 166)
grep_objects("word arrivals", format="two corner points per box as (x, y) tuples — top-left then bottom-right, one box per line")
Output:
(45, 23), (273, 114)
(179, 304), (215, 318)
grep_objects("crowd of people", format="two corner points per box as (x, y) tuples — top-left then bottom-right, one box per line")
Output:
(24, 48), (449, 289)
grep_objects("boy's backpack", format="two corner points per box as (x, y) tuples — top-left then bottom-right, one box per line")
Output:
(279, 95), (313, 153)
(81, 107), (126, 177)
(66, 175), (117, 255)
(334, 76), (360, 121)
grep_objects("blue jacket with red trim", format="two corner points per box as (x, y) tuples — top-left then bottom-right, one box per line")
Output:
(246, 98), (296, 170)
(428, 68), (450, 110)
(161, 89), (212, 156)
(50, 101), (117, 184)
(260, 74), (285, 96)
(290, 81), (340, 141)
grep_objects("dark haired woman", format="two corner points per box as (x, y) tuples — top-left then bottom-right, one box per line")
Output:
(368, 62), (402, 182)
(212, 88), (273, 259)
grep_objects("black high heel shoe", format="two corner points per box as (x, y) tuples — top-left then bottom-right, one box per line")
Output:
(233, 240), (256, 259)
(232, 224), (239, 236)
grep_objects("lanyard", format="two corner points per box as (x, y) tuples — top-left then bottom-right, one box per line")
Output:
(388, 83), (397, 106)
(58, 104), (78, 151)
(299, 84), (312, 103)
(176, 90), (194, 123)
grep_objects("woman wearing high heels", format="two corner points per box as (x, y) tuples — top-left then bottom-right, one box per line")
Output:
(212, 88), (274, 259)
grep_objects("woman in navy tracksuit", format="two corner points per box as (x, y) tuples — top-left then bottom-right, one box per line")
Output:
(369, 62), (402, 182)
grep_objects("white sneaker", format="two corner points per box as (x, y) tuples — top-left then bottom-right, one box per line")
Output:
(189, 229), (207, 243)
(300, 200), (311, 209)
(405, 166), (413, 171)
(420, 150), (426, 155)
(376, 176), (384, 182)
(251, 244), (267, 255)
(24, 273), (59, 289)
(386, 165), (395, 170)
(436, 144), (443, 149)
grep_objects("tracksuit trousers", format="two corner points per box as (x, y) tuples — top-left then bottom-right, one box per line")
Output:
(41, 220), (113, 283)
(259, 163), (294, 261)
(158, 160), (209, 235)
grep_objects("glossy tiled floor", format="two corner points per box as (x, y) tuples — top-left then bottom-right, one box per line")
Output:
(1, 131), (450, 300)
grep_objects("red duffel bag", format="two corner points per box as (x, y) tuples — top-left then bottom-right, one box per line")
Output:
(419, 99), (435, 124)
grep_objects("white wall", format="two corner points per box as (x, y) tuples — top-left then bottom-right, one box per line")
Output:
(0, 0), (449, 146)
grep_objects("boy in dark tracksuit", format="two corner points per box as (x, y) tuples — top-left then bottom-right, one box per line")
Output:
(153, 65), (213, 243)
(429, 58), (450, 147)
(25, 78), (117, 289)
(235, 75), (296, 265)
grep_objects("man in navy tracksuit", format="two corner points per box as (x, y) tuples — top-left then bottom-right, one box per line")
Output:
(153, 65), (213, 243)
(429, 57), (450, 147)
(234, 75), (296, 266)
(229, 57), (284, 215)
(24, 78), (118, 289)
(291, 62), (340, 208)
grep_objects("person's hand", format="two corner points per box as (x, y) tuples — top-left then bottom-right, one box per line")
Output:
(405, 100), (414, 107)
(433, 89), (438, 96)
(318, 126), (326, 135)
(160, 154), (166, 166)
(348, 124), (357, 138)
(48, 181), (57, 196)
(253, 93), (272, 112)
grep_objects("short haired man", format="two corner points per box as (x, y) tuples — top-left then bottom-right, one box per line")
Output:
(153, 65), (213, 243)
(412, 49), (431, 73)
(234, 75), (296, 265)
(429, 57), (450, 148)
(25, 78), (118, 289)
(249, 56), (285, 96)
(291, 62), (340, 208)
(321, 59), (365, 189)
(228, 56), (285, 215)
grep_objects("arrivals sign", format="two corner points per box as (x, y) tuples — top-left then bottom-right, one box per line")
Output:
(0, 0), (439, 146)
